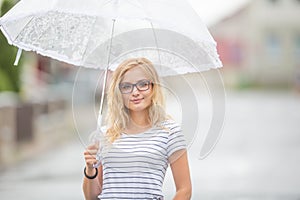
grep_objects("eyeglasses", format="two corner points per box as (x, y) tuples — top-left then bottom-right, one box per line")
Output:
(119, 79), (152, 94)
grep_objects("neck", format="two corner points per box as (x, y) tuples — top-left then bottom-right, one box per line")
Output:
(128, 110), (151, 130)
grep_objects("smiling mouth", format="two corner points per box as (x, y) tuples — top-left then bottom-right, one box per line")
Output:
(131, 98), (144, 104)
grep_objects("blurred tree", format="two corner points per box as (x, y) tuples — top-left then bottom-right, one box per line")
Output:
(0, 0), (22, 93)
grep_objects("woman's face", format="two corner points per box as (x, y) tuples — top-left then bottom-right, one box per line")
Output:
(120, 66), (153, 113)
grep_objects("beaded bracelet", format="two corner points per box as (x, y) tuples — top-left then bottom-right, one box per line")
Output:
(84, 167), (98, 179)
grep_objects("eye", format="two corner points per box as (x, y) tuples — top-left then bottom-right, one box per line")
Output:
(120, 84), (131, 89)
(119, 83), (132, 91)
(137, 80), (150, 88)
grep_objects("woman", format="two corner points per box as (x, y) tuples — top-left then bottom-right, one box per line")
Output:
(83, 58), (192, 200)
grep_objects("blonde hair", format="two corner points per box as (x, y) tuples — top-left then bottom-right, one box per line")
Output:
(105, 57), (166, 142)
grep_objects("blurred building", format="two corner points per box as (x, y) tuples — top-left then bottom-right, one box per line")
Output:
(211, 0), (300, 89)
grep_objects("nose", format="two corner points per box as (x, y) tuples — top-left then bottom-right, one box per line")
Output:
(131, 85), (140, 96)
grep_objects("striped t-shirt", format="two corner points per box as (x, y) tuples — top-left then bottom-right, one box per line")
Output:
(97, 120), (186, 200)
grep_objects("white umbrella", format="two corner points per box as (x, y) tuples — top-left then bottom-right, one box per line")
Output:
(0, 0), (221, 69)
(0, 0), (224, 159)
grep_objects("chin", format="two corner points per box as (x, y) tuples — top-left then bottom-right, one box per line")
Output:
(129, 106), (147, 112)
(128, 104), (150, 113)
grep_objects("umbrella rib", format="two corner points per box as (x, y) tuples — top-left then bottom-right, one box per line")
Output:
(15, 13), (57, 55)
(99, 0), (114, 8)
(125, 0), (144, 10)
(14, 16), (35, 44)
(149, 21), (162, 71)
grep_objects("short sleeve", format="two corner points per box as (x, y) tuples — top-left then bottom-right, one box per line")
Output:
(166, 121), (186, 159)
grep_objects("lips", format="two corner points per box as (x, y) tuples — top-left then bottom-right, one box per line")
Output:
(130, 98), (144, 104)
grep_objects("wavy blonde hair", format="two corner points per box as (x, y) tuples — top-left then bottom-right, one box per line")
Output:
(105, 57), (167, 142)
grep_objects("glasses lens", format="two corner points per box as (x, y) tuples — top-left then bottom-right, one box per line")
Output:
(119, 83), (132, 94)
(137, 80), (150, 91)
(119, 80), (151, 94)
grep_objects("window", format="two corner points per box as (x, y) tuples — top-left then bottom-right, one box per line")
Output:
(295, 35), (300, 64)
(265, 33), (282, 65)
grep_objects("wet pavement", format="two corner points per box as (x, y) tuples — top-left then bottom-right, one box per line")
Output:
(1, 89), (300, 200)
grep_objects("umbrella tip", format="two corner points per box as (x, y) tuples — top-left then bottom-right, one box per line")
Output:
(13, 48), (22, 66)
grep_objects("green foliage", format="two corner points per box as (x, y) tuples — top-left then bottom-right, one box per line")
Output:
(0, 0), (22, 93)
(1, 0), (15, 14)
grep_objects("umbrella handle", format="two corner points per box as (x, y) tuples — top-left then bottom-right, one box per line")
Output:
(97, 114), (103, 130)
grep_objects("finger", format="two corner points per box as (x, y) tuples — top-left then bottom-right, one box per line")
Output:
(84, 149), (98, 155)
(84, 154), (96, 158)
(85, 158), (97, 164)
(87, 144), (99, 150)
(84, 154), (97, 159)
(86, 145), (99, 151)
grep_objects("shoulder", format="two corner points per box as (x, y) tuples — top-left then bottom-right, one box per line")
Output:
(159, 119), (182, 134)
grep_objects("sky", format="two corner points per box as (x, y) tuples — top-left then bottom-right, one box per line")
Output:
(187, 0), (250, 25)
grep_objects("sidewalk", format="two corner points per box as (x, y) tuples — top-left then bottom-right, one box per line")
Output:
(0, 102), (96, 200)
(0, 138), (85, 200)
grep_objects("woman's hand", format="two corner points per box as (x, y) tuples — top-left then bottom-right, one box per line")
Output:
(82, 143), (103, 200)
(84, 143), (99, 174)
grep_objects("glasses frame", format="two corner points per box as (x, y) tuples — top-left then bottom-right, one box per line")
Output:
(119, 79), (153, 94)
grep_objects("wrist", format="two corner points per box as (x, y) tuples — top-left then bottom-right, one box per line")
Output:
(85, 165), (95, 173)
(84, 166), (98, 179)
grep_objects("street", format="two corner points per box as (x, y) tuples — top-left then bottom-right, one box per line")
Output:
(0, 89), (300, 200)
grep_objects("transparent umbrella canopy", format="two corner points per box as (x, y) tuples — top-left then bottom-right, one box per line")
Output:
(0, 0), (224, 159)
(0, 0), (221, 70)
